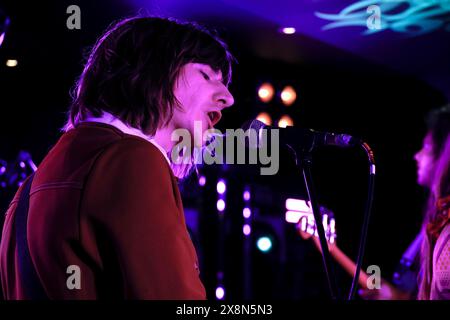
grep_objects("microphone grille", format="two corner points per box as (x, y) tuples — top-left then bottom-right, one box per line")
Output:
(240, 119), (268, 149)
(241, 119), (266, 132)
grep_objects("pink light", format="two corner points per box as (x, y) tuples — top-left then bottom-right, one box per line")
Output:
(216, 287), (225, 300)
(217, 199), (226, 212)
(217, 180), (226, 194)
(285, 198), (311, 212)
(243, 207), (251, 219)
(243, 224), (251, 236)
(198, 176), (206, 186)
(285, 211), (303, 223)
(243, 190), (251, 201)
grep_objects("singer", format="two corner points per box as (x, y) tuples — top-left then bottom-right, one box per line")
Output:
(0, 16), (234, 299)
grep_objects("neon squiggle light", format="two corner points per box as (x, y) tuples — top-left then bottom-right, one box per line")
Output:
(315, 0), (450, 36)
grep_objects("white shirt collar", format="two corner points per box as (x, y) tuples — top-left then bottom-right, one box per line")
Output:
(81, 111), (171, 165)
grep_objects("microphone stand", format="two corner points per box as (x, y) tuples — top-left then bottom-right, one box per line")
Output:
(299, 153), (340, 300)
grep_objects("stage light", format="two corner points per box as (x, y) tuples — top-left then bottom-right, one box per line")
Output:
(243, 224), (251, 236)
(215, 286), (225, 300)
(285, 211), (305, 224)
(217, 179), (226, 194)
(0, 162), (6, 175)
(6, 59), (17, 67)
(243, 190), (251, 201)
(243, 207), (251, 219)
(281, 27), (296, 34)
(0, 12), (10, 48)
(256, 236), (273, 253)
(281, 86), (296, 106)
(217, 199), (226, 212)
(198, 175), (206, 187)
(258, 83), (274, 103)
(285, 198), (311, 212)
(256, 112), (272, 126)
(278, 115), (294, 128)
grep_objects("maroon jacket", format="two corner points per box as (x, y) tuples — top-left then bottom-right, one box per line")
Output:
(0, 122), (206, 299)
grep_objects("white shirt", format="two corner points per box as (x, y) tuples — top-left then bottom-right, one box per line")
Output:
(81, 111), (171, 165)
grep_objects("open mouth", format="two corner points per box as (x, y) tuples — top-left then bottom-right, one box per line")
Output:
(207, 111), (221, 128)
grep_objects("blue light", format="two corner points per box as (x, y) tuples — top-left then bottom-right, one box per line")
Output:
(256, 237), (272, 253)
(315, 0), (450, 36)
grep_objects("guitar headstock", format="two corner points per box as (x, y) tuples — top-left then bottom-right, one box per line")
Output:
(285, 198), (337, 244)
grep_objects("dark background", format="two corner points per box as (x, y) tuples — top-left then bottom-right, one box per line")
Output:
(0, 0), (448, 299)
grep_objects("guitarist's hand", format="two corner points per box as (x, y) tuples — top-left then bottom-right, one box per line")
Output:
(358, 280), (411, 300)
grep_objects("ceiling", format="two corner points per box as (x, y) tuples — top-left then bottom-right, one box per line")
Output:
(130, 0), (450, 99)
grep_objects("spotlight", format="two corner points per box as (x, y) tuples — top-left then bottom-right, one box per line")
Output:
(243, 224), (251, 236)
(280, 86), (297, 106)
(256, 112), (272, 126)
(216, 179), (226, 194)
(256, 236), (273, 253)
(243, 208), (251, 219)
(257, 83), (274, 103)
(278, 115), (293, 128)
(6, 59), (17, 67)
(243, 190), (251, 201)
(215, 287), (225, 300)
(217, 199), (226, 212)
(281, 27), (296, 35)
(198, 176), (206, 187)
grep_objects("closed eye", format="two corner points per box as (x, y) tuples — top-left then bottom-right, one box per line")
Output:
(200, 71), (210, 80)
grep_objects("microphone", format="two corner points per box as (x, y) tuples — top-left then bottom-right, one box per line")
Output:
(241, 119), (360, 152)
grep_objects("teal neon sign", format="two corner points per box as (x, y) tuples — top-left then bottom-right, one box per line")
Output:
(315, 0), (450, 35)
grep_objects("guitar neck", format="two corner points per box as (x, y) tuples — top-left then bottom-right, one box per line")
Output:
(329, 245), (369, 289)
(311, 237), (369, 289)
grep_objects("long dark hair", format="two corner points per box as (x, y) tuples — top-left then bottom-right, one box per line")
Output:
(64, 15), (234, 136)
(418, 104), (450, 299)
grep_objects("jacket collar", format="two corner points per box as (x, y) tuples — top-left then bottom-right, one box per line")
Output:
(81, 111), (171, 165)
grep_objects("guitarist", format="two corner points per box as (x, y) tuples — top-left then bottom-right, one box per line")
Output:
(302, 106), (449, 300)
(359, 105), (450, 300)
